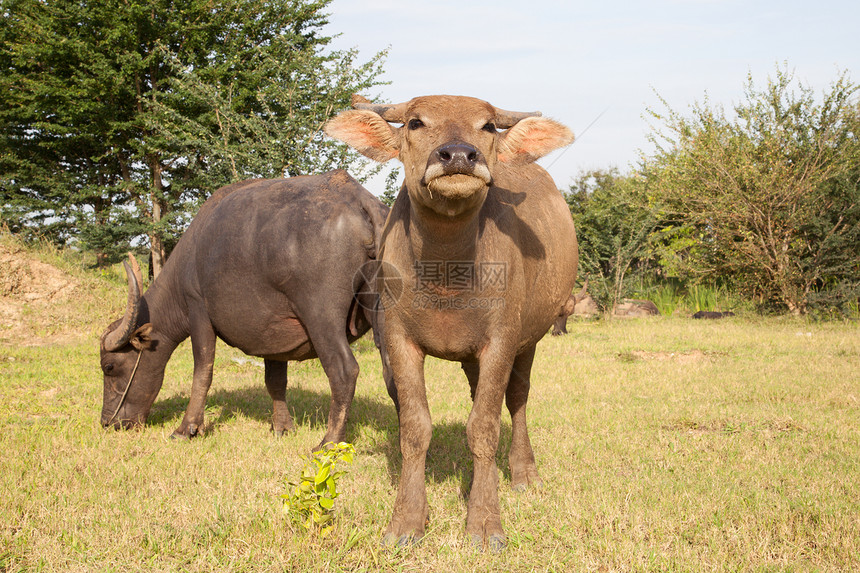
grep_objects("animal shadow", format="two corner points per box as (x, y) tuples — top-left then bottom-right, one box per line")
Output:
(147, 383), (518, 492)
(147, 384), (396, 440)
(372, 417), (517, 497)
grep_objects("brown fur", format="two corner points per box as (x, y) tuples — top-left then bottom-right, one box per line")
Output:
(326, 95), (578, 550)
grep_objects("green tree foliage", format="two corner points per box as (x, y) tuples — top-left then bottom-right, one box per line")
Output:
(566, 168), (659, 310)
(0, 0), (386, 271)
(379, 167), (400, 207)
(646, 68), (859, 314)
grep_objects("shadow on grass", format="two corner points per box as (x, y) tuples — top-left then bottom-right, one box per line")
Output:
(366, 418), (517, 498)
(147, 384), (397, 439)
(147, 383), (517, 493)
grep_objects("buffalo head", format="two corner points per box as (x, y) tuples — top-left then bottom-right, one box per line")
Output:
(99, 254), (160, 429)
(324, 94), (573, 218)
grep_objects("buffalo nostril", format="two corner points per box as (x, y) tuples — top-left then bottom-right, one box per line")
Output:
(436, 143), (479, 167)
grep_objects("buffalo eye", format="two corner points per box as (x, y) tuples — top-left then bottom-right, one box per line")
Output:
(407, 118), (424, 130)
(102, 363), (114, 374)
(481, 122), (497, 133)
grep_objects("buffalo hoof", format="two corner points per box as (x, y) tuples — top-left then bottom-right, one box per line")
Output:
(313, 437), (345, 453)
(381, 532), (422, 548)
(170, 423), (199, 440)
(471, 533), (506, 553)
(272, 425), (296, 439)
(511, 478), (543, 493)
(271, 413), (295, 438)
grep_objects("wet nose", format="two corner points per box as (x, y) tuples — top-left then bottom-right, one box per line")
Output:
(436, 142), (479, 172)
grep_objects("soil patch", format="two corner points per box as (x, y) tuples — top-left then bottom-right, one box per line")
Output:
(619, 349), (714, 364)
(0, 242), (81, 344)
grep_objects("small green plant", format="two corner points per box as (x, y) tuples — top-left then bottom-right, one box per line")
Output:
(282, 442), (355, 536)
(637, 281), (684, 316)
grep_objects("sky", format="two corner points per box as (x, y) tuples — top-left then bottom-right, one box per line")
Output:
(324, 0), (859, 195)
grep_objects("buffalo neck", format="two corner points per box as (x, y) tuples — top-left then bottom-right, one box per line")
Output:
(407, 197), (482, 263)
(140, 272), (191, 347)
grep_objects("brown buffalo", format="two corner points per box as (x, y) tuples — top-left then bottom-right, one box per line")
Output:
(551, 281), (592, 335)
(99, 171), (389, 448)
(325, 95), (577, 550)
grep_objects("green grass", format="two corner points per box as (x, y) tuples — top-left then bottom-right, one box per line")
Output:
(631, 281), (744, 317)
(1, 264), (859, 570)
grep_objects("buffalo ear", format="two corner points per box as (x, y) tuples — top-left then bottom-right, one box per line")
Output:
(129, 323), (154, 351)
(324, 110), (400, 162)
(497, 117), (574, 164)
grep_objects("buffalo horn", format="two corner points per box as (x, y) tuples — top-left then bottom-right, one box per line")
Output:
(574, 279), (589, 302)
(350, 94), (541, 128)
(351, 94), (408, 123)
(494, 107), (542, 129)
(102, 253), (142, 352)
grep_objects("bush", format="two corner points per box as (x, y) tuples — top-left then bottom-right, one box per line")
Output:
(645, 67), (860, 315)
(282, 442), (355, 537)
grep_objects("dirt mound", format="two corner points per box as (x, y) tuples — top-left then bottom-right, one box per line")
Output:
(0, 243), (79, 300)
(0, 242), (81, 344)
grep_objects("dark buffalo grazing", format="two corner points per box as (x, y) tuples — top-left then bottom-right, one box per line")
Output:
(99, 171), (389, 448)
(325, 95), (577, 550)
(551, 281), (592, 335)
(613, 299), (660, 318)
(692, 310), (735, 319)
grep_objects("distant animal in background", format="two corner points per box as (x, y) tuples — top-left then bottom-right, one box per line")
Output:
(692, 310), (735, 319)
(552, 281), (596, 335)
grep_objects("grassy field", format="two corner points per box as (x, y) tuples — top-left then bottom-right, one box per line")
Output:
(1, 245), (859, 571)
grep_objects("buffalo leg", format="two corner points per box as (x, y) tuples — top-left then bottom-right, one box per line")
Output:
(172, 313), (216, 438)
(464, 352), (541, 492)
(264, 359), (295, 437)
(465, 344), (513, 552)
(384, 369), (399, 417)
(382, 350), (399, 419)
(506, 344), (541, 491)
(382, 336), (430, 546)
(303, 323), (360, 449)
(378, 336), (399, 415)
(461, 361), (479, 401)
(370, 304), (399, 415)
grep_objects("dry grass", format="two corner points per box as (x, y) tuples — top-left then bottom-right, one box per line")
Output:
(1, 247), (859, 571)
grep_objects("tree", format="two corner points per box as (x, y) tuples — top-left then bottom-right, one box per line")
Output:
(379, 167), (401, 207)
(566, 168), (659, 310)
(646, 68), (859, 314)
(0, 0), (386, 273)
